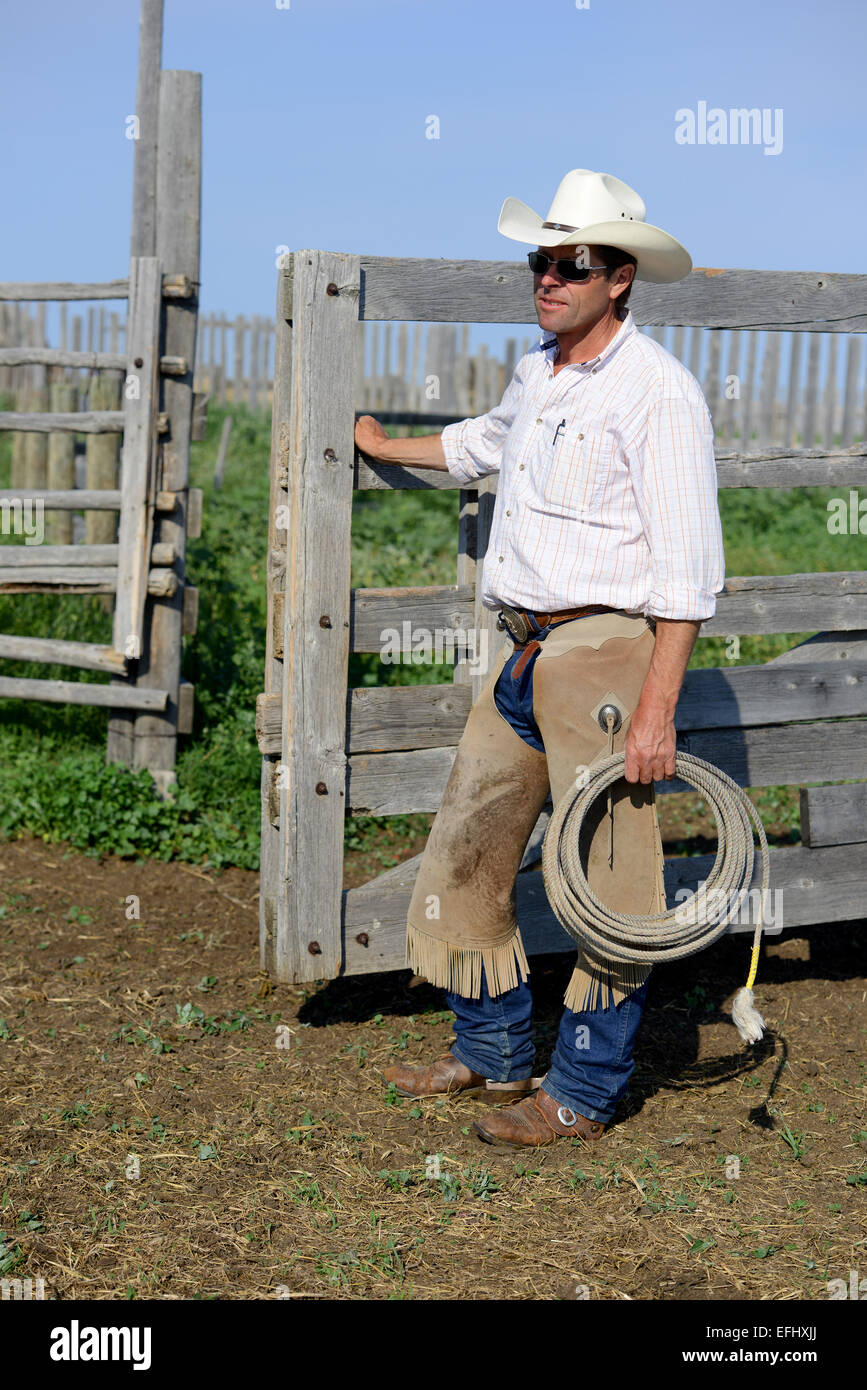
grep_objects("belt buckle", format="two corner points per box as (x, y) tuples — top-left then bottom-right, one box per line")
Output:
(496, 606), (531, 644)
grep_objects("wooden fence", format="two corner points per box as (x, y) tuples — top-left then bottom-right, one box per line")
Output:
(0, 1), (202, 793)
(16, 304), (862, 452)
(186, 308), (867, 451)
(256, 251), (867, 986)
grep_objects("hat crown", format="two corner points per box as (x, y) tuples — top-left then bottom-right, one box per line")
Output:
(545, 169), (646, 236)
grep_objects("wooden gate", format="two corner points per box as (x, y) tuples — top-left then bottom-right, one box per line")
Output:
(0, 6), (202, 794)
(257, 251), (867, 984)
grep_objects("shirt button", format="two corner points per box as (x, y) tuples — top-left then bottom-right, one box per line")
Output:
(519, 464), (525, 470)
(506, 509), (511, 516)
(536, 418), (543, 424)
(577, 433), (584, 440)
(498, 556), (504, 562)
(591, 368), (597, 374)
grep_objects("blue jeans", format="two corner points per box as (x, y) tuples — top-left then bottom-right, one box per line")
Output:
(447, 970), (649, 1123)
(447, 607), (649, 1123)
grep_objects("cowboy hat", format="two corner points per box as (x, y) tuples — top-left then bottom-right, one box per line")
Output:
(498, 169), (692, 284)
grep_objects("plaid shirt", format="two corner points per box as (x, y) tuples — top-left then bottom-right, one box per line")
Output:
(440, 310), (725, 620)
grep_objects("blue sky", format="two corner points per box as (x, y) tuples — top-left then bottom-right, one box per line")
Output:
(2, 0), (865, 369)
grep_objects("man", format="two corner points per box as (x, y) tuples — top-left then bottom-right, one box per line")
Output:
(354, 168), (725, 1147)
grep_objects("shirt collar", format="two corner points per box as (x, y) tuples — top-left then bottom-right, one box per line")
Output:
(539, 310), (636, 376)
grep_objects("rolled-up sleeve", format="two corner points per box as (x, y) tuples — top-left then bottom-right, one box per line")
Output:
(630, 394), (726, 620)
(440, 358), (525, 484)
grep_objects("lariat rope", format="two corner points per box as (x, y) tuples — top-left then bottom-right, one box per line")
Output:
(541, 750), (769, 1044)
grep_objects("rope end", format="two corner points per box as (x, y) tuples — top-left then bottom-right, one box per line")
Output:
(731, 986), (766, 1044)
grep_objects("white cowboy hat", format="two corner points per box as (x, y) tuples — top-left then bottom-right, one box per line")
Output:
(498, 168), (692, 283)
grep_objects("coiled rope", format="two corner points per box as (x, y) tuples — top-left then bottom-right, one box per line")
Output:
(542, 750), (769, 1044)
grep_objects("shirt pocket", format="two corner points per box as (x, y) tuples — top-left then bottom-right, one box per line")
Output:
(536, 424), (608, 518)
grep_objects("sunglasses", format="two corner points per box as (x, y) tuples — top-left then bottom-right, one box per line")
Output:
(527, 251), (611, 282)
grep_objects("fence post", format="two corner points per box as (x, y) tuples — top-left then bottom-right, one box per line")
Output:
(130, 69), (201, 793)
(47, 376), (76, 544)
(802, 333), (821, 447)
(269, 249), (360, 984)
(260, 260), (292, 976)
(233, 315), (245, 405)
(85, 372), (122, 545)
(840, 336), (861, 447)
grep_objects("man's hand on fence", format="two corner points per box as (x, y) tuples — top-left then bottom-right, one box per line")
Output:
(353, 417), (450, 471)
(355, 414), (392, 461)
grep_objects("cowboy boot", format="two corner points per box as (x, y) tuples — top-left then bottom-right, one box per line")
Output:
(472, 1086), (606, 1145)
(380, 1052), (540, 1104)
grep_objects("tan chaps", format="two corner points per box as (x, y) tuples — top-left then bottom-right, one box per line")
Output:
(405, 611), (666, 1011)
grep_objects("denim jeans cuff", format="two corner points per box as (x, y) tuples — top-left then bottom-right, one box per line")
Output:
(450, 1045), (533, 1086)
(542, 1072), (614, 1125)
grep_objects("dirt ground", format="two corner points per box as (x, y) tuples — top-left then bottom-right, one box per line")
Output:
(1, 833), (865, 1302)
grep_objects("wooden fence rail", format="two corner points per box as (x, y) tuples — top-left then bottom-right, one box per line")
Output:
(179, 305), (867, 450)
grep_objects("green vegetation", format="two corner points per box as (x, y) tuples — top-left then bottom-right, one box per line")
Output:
(0, 397), (862, 869)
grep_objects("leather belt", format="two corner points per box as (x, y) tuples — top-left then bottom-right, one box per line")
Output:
(496, 603), (613, 647)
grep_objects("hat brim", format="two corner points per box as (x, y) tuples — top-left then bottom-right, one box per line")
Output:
(497, 196), (692, 283)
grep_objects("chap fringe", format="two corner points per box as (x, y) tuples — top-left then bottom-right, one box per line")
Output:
(406, 920), (529, 998)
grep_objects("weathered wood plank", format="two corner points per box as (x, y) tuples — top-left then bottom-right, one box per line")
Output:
(257, 660), (867, 756)
(339, 842), (867, 978)
(0, 541), (177, 568)
(354, 445), (867, 492)
(350, 585), (475, 650)
(766, 631), (867, 665)
(0, 348), (126, 370)
(0, 635), (128, 674)
(453, 487), (478, 686)
(273, 250), (361, 986)
(0, 489), (121, 510)
(353, 259), (867, 331)
(0, 411), (125, 434)
(46, 380), (75, 545)
(112, 256), (162, 660)
(801, 784), (867, 847)
(0, 676), (167, 710)
(130, 69), (202, 793)
(0, 281), (130, 302)
(259, 269), (293, 975)
(0, 277), (190, 305)
(85, 373), (122, 545)
(345, 574), (867, 651)
(130, 0), (163, 260)
(702, 572), (867, 635)
(344, 720), (867, 815)
(0, 566), (177, 594)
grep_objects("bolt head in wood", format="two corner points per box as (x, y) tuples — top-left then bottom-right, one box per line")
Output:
(308, 941), (322, 955)
(315, 781), (328, 795)
(134, 357), (144, 368)
(355, 932), (369, 947)
(326, 282), (339, 296)
(319, 615), (332, 628)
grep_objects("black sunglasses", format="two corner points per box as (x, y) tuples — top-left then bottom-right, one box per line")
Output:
(527, 251), (611, 282)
